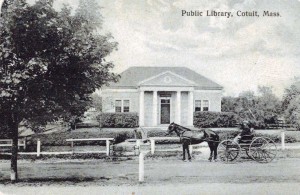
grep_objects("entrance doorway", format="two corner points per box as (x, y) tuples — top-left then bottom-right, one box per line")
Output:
(160, 98), (170, 124)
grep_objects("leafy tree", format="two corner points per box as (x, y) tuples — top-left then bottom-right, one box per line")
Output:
(222, 90), (257, 121)
(222, 86), (282, 127)
(282, 82), (300, 110)
(91, 92), (102, 112)
(256, 86), (282, 121)
(283, 82), (300, 129)
(0, 0), (118, 182)
(238, 90), (255, 100)
(221, 96), (236, 112)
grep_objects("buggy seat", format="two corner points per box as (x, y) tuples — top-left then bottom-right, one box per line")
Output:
(239, 134), (254, 144)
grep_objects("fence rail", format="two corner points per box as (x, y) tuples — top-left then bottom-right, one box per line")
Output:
(0, 131), (297, 159)
(134, 130), (294, 156)
(66, 138), (114, 156)
(265, 120), (293, 129)
(0, 138), (27, 150)
(1, 138), (115, 157)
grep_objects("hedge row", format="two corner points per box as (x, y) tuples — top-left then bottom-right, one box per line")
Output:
(27, 129), (135, 148)
(194, 111), (238, 128)
(20, 128), (300, 152)
(98, 112), (139, 128)
(147, 129), (179, 144)
(143, 128), (298, 144)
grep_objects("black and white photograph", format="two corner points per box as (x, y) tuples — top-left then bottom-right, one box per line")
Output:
(0, 0), (300, 194)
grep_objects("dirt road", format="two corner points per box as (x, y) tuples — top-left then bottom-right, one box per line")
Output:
(1, 183), (300, 195)
(1, 156), (300, 194)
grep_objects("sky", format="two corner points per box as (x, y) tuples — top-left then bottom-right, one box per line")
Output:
(1, 0), (300, 97)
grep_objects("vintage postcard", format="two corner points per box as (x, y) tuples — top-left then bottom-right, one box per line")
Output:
(0, 0), (299, 194)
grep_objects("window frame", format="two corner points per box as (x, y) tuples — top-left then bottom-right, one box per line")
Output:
(123, 100), (130, 113)
(194, 100), (210, 111)
(115, 99), (122, 113)
(202, 100), (209, 111)
(115, 99), (130, 113)
(194, 100), (201, 112)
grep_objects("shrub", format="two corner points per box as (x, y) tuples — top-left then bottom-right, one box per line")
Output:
(214, 129), (240, 140)
(147, 129), (179, 144)
(213, 129), (297, 143)
(27, 128), (135, 146)
(98, 113), (139, 128)
(194, 112), (238, 128)
(255, 133), (296, 143)
(114, 131), (134, 144)
(76, 122), (99, 128)
(147, 129), (170, 137)
(134, 130), (143, 139)
(0, 129), (10, 139)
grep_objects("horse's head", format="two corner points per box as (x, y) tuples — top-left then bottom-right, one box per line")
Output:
(165, 122), (176, 136)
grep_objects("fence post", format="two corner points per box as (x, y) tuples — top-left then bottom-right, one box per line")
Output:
(150, 139), (155, 155)
(106, 140), (110, 156)
(37, 139), (41, 157)
(71, 141), (74, 154)
(139, 152), (145, 183)
(24, 137), (27, 151)
(281, 130), (285, 150)
(136, 139), (141, 154)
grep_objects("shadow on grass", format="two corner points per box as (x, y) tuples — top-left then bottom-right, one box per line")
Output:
(0, 176), (110, 185)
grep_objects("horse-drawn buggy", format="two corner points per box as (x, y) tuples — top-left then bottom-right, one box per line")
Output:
(166, 122), (278, 163)
(217, 135), (277, 163)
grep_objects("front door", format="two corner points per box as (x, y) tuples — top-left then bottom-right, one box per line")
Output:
(160, 98), (170, 124)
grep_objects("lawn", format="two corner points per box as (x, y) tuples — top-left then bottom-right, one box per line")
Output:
(25, 126), (300, 147)
(0, 125), (299, 160)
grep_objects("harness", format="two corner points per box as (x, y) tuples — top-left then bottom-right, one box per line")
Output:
(176, 126), (203, 145)
(180, 134), (192, 146)
(175, 127), (189, 139)
(174, 125), (219, 143)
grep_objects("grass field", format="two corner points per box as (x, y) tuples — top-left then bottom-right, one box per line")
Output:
(25, 126), (300, 147)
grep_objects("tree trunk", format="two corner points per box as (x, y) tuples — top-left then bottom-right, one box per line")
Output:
(10, 118), (19, 183)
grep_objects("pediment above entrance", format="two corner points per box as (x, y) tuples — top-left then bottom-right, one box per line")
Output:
(138, 71), (196, 87)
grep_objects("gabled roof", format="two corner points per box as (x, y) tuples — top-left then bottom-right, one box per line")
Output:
(106, 67), (223, 90)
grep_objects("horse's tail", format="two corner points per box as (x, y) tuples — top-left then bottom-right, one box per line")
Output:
(209, 130), (220, 146)
(215, 133), (220, 146)
(214, 131), (220, 140)
(205, 129), (219, 143)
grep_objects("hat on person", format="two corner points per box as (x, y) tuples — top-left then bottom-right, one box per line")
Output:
(242, 120), (249, 124)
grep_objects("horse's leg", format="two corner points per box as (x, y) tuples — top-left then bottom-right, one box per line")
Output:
(182, 142), (186, 161)
(214, 143), (218, 161)
(208, 142), (213, 162)
(186, 143), (192, 161)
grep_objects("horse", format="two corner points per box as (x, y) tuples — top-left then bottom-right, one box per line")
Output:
(165, 122), (219, 162)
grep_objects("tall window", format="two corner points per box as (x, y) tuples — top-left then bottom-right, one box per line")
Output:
(115, 100), (122, 112)
(115, 100), (130, 112)
(203, 100), (209, 111)
(123, 100), (130, 112)
(195, 100), (201, 111)
(194, 100), (209, 111)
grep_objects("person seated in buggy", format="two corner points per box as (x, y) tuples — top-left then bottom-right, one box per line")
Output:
(233, 121), (255, 143)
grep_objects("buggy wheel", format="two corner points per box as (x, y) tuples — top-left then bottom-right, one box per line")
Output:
(263, 137), (277, 162)
(249, 137), (277, 163)
(245, 150), (254, 160)
(217, 140), (241, 163)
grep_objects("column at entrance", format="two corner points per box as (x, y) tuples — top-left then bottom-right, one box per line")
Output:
(176, 91), (181, 124)
(188, 91), (194, 126)
(139, 90), (145, 126)
(152, 91), (158, 126)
